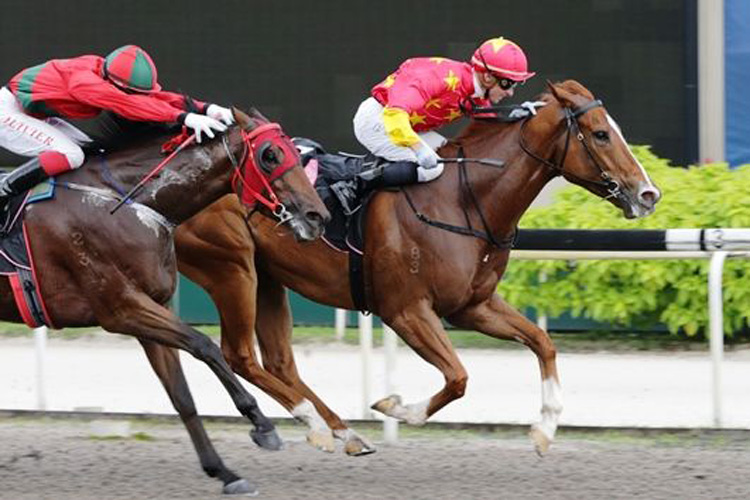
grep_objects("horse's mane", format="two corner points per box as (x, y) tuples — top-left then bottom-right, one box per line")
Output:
(447, 79), (593, 148)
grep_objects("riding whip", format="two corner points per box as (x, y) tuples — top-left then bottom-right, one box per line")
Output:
(109, 133), (196, 214)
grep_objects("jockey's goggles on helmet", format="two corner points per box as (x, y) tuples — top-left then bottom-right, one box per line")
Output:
(496, 77), (519, 91)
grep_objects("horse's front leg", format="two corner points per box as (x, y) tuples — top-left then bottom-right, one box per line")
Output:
(254, 267), (375, 456)
(374, 300), (468, 425)
(138, 339), (255, 496)
(448, 292), (562, 455)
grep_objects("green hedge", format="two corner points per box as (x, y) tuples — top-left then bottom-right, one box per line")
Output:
(498, 146), (750, 336)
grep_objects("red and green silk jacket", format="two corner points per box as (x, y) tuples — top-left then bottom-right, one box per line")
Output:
(7, 55), (204, 123)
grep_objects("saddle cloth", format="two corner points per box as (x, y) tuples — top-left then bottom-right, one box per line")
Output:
(0, 177), (56, 328)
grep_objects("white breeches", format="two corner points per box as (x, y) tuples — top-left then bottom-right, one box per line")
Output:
(353, 97), (446, 182)
(0, 86), (89, 168)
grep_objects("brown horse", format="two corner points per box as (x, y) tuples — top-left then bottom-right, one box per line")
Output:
(1, 109), (329, 495)
(175, 80), (661, 456)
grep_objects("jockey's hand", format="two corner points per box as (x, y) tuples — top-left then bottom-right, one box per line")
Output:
(411, 141), (440, 169)
(206, 104), (235, 125)
(184, 113), (227, 143)
(509, 101), (547, 119)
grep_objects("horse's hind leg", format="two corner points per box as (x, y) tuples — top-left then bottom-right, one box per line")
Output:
(447, 293), (562, 455)
(254, 267), (375, 456)
(99, 292), (282, 451)
(138, 339), (256, 496)
(373, 300), (469, 425)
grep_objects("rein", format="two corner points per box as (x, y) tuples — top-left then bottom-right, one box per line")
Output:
(402, 147), (517, 250)
(518, 99), (623, 200)
(402, 98), (616, 249)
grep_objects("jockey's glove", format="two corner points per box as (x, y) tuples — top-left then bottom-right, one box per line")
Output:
(508, 101), (548, 120)
(184, 113), (227, 143)
(411, 140), (440, 169)
(206, 104), (235, 125)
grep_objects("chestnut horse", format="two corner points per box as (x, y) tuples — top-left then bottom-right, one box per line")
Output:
(174, 80), (661, 456)
(2, 109), (328, 495)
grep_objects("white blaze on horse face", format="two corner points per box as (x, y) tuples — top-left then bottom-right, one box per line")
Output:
(605, 113), (659, 193)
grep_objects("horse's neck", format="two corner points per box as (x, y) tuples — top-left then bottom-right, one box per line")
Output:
(79, 131), (236, 225)
(447, 123), (557, 241)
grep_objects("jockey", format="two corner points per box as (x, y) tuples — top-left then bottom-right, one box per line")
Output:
(353, 37), (543, 187)
(0, 45), (233, 206)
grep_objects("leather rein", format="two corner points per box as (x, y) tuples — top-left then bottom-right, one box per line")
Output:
(402, 98), (614, 249)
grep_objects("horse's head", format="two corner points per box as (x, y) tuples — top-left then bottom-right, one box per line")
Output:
(529, 80), (661, 219)
(230, 108), (329, 241)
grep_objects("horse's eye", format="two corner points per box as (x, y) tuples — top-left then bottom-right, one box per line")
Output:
(262, 147), (278, 165)
(593, 131), (610, 142)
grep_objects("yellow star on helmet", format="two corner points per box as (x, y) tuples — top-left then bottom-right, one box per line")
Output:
(489, 37), (512, 53)
(430, 57), (448, 65)
(445, 109), (463, 121)
(425, 97), (442, 110)
(444, 70), (460, 92)
(409, 112), (427, 126)
(382, 74), (396, 88)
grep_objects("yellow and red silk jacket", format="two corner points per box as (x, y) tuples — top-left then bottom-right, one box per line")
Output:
(7, 55), (205, 123)
(371, 57), (490, 147)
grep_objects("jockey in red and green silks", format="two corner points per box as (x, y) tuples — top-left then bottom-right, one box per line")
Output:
(353, 37), (542, 187)
(0, 45), (234, 206)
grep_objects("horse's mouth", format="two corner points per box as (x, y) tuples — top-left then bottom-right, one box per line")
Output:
(619, 193), (657, 219)
(286, 212), (327, 242)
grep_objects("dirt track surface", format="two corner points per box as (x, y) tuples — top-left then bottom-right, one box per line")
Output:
(1, 417), (749, 500)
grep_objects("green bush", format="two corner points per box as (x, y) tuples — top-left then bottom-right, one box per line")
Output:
(498, 146), (750, 336)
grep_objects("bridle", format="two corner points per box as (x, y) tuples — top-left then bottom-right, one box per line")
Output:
(403, 96), (624, 250)
(223, 122), (301, 224)
(518, 99), (624, 201)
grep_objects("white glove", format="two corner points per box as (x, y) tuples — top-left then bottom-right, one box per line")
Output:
(411, 141), (440, 169)
(184, 113), (227, 143)
(508, 100), (547, 119)
(206, 104), (235, 125)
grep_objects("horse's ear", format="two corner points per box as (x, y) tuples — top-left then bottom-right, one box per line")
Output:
(248, 107), (270, 124)
(233, 107), (252, 129)
(546, 80), (573, 109)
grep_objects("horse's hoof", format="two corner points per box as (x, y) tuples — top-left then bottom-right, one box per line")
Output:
(371, 394), (402, 416)
(344, 437), (377, 456)
(251, 428), (284, 451)
(223, 478), (258, 496)
(529, 425), (552, 456)
(307, 429), (336, 453)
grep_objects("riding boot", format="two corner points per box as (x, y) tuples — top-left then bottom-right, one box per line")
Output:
(0, 157), (50, 208)
(357, 161), (418, 190)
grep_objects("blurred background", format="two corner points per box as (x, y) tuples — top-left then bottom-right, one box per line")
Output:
(1, 0), (747, 329)
(0, 0), (704, 167)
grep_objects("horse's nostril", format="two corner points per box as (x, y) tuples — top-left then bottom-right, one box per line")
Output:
(639, 188), (660, 206)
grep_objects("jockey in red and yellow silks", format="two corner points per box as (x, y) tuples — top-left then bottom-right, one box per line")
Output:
(353, 37), (542, 187)
(0, 45), (234, 207)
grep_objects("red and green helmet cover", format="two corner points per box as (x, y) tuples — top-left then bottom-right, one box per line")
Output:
(103, 45), (161, 93)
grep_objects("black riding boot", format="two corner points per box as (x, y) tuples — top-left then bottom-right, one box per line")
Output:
(358, 161), (418, 189)
(0, 158), (50, 208)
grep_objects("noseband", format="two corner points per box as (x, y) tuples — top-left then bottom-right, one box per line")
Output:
(223, 123), (300, 224)
(519, 99), (623, 201)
